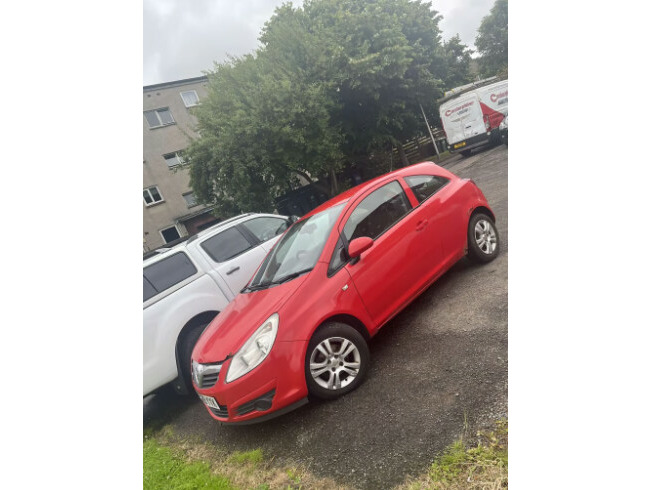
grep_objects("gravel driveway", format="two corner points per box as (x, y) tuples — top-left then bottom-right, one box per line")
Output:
(144, 144), (508, 489)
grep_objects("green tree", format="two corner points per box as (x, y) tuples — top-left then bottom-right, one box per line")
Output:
(475, 0), (508, 77)
(188, 0), (461, 215)
(441, 35), (474, 89)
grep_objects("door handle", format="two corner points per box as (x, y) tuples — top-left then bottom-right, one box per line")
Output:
(226, 266), (240, 275)
(416, 219), (428, 231)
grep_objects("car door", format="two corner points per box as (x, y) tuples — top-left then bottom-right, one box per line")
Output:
(341, 180), (431, 327)
(198, 226), (268, 296)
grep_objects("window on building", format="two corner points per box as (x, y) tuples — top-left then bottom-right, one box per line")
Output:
(403, 175), (450, 204)
(144, 108), (175, 128)
(183, 192), (197, 208)
(163, 151), (186, 168)
(161, 225), (181, 243)
(180, 90), (199, 107)
(143, 186), (164, 206)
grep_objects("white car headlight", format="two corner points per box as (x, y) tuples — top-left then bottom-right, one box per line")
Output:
(225, 313), (279, 383)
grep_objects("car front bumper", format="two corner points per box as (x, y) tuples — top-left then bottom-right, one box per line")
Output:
(193, 339), (309, 424)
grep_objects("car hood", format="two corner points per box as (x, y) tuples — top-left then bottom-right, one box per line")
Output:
(193, 274), (309, 363)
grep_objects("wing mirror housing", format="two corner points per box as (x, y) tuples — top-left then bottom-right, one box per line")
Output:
(348, 237), (374, 259)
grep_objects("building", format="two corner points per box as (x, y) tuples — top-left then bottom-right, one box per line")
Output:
(143, 76), (219, 252)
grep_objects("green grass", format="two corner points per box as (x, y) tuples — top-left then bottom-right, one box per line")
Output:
(144, 438), (234, 490)
(402, 420), (508, 489)
(228, 449), (264, 466)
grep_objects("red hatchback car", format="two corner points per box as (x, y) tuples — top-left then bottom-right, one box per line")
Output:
(191, 162), (499, 424)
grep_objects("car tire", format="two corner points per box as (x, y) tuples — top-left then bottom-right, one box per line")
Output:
(305, 322), (369, 400)
(178, 323), (208, 394)
(460, 149), (472, 157)
(467, 212), (500, 263)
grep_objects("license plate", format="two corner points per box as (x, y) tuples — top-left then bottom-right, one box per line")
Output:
(454, 141), (466, 149)
(199, 394), (220, 410)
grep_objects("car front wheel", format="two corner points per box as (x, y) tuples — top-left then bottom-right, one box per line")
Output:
(467, 213), (500, 263)
(305, 322), (369, 400)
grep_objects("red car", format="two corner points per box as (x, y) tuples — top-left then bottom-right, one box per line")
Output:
(191, 162), (499, 424)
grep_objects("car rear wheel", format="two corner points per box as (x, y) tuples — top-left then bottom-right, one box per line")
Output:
(305, 323), (369, 400)
(460, 149), (472, 157)
(467, 213), (500, 263)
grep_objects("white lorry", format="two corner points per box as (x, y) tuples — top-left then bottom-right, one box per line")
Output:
(438, 78), (508, 157)
(143, 213), (291, 397)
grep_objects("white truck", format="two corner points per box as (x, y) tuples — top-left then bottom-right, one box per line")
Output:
(439, 78), (508, 157)
(143, 213), (292, 397)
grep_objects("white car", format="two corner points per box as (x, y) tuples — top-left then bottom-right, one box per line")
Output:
(143, 213), (291, 397)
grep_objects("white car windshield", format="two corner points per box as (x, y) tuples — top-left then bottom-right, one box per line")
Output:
(246, 203), (345, 290)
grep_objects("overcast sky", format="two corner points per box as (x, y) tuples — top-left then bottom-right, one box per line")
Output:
(144, 0), (496, 86)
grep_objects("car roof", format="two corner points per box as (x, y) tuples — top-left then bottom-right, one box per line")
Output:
(299, 161), (443, 220)
(143, 212), (283, 267)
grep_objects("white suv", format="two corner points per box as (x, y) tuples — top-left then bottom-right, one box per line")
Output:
(143, 213), (291, 397)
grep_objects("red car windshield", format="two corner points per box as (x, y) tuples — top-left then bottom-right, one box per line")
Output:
(246, 203), (345, 290)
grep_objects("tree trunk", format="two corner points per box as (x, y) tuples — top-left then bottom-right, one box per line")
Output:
(396, 141), (409, 168)
(329, 168), (339, 195)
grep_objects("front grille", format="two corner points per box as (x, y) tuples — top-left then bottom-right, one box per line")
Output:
(199, 371), (219, 389)
(193, 361), (222, 389)
(209, 405), (229, 418)
(236, 389), (276, 416)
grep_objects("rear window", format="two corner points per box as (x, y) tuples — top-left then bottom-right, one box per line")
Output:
(200, 227), (253, 263)
(404, 175), (449, 203)
(143, 252), (197, 301)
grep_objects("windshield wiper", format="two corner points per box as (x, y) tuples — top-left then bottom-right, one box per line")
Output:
(241, 268), (313, 293)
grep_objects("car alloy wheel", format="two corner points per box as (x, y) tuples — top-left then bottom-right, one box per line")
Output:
(305, 322), (369, 400)
(309, 337), (361, 391)
(467, 212), (499, 263)
(474, 219), (497, 254)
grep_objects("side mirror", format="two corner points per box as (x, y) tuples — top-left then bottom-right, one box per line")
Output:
(348, 237), (374, 259)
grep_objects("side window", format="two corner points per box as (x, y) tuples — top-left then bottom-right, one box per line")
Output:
(240, 217), (288, 243)
(200, 227), (253, 263)
(143, 252), (197, 301)
(343, 181), (412, 242)
(404, 175), (450, 203)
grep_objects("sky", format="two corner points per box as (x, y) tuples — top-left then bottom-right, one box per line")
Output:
(144, 0), (496, 86)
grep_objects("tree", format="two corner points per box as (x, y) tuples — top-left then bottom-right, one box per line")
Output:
(188, 0), (462, 215)
(441, 35), (474, 89)
(475, 0), (508, 77)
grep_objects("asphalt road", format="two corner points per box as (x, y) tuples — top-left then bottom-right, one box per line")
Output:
(144, 144), (508, 489)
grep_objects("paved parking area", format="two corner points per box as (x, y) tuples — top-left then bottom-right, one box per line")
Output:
(144, 144), (508, 489)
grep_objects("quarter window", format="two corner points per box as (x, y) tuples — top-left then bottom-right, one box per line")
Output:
(343, 181), (412, 242)
(200, 227), (253, 263)
(163, 151), (185, 168)
(143, 252), (197, 301)
(404, 175), (450, 203)
(241, 217), (288, 242)
(143, 186), (164, 206)
(180, 90), (199, 107)
(144, 108), (175, 128)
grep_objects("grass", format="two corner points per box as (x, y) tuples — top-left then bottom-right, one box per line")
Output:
(400, 420), (508, 490)
(144, 419), (506, 489)
(144, 438), (233, 490)
(144, 425), (348, 490)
